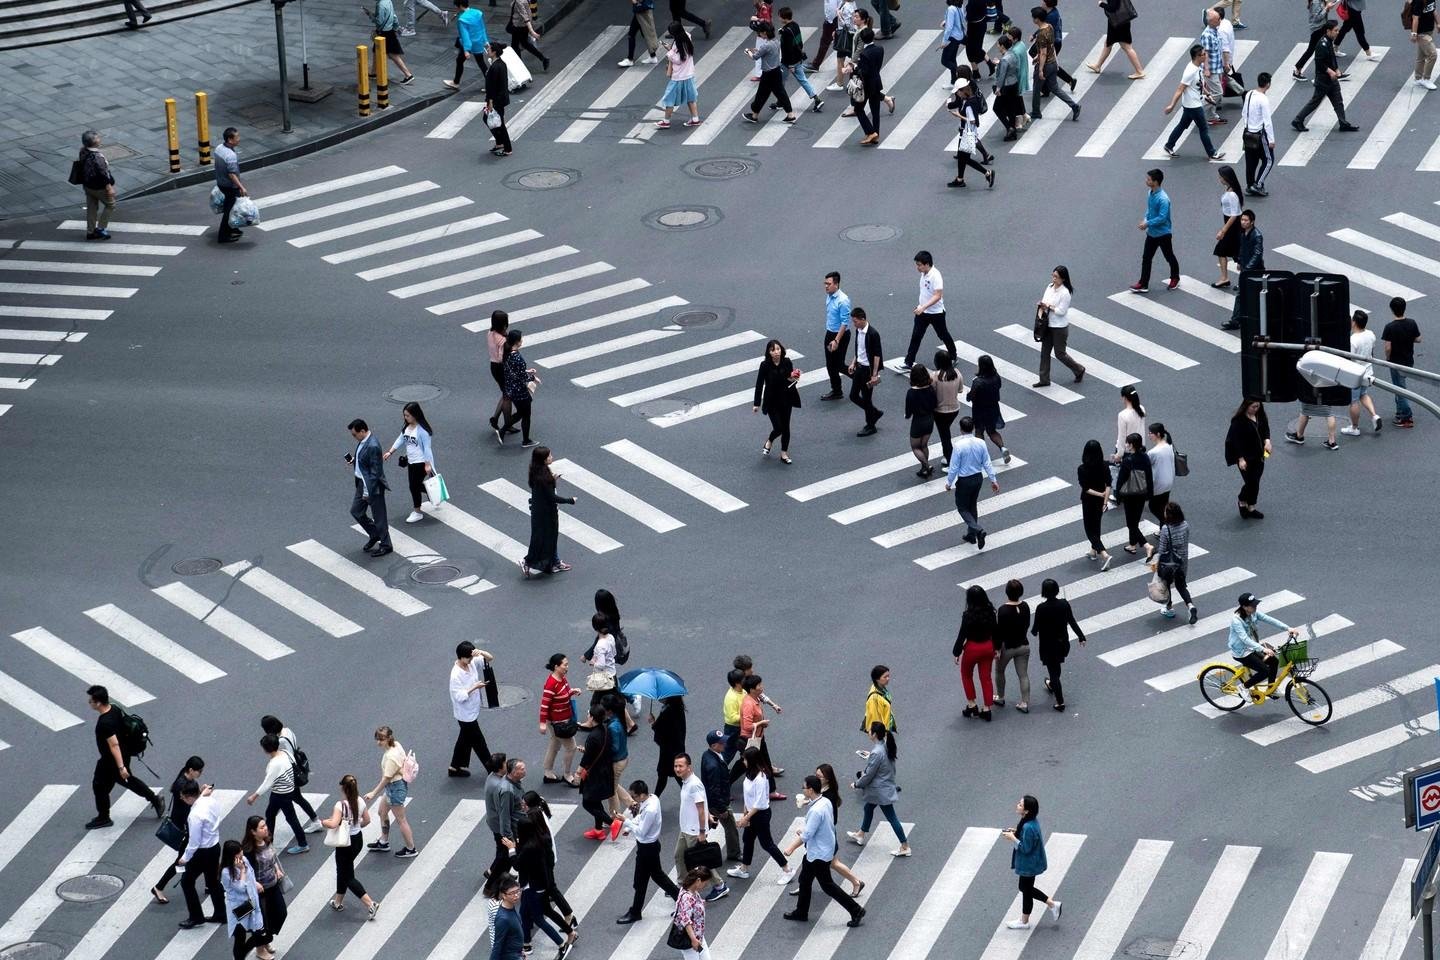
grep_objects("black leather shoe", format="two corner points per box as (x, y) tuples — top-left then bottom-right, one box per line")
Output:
(782, 911), (809, 922)
(1220, 320), (1241, 330)
(847, 908), (866, 927)
(177, 918), (205, 929)
(819, 390), (843, 400)
(976, 530), (986, 550)
(84, 817), (113, 830)
(856, 425), (877, 436)
(362, 537), (379, 552)
(616, 911), (641, 924)
(369, 545), (393, 557)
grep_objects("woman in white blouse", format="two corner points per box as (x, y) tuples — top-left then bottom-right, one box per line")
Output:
(1033, 266), (1086, 388)
(1112, 385), (1146, 462)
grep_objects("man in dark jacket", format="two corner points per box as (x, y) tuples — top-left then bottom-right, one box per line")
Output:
(847, 306), (884, 435)
(1291, 21), (1360, 132)
(1222, 210), (1264, 330)
(485, 41), (513, 156)
(700, 731), (742, 863)
(78, 130), (116, 241)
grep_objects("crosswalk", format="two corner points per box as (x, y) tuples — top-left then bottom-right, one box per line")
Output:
(0, 787), (1419, 960)
(0, 230), (189, 422)
(421, 26), (1440, 169)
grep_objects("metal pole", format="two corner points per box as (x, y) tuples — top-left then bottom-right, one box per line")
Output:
(274, 5), (293, 132)
(1424, 884), (1434, 960)
(1259, 342), (1440, 385)
(299, 0), (310, 89)
(1258, 275), (1270, 398)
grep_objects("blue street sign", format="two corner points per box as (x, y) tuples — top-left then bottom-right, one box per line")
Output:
(1414, 826), (1440, 918)
(1416, 767), (1440, 833)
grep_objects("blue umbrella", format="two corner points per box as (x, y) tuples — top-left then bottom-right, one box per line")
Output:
(618, 668), (688, 700)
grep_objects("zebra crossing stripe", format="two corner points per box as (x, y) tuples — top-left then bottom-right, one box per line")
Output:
(916, 503), (1083, 569)
(876, 476), (1063, 551)
(0, 259), (159, 277)
(10, 627), (153, 706)
(507, 279), (655, 325)
(550, 458), (686, 532)
(0, 792), (149, 945)
(1329, 228), (1440, 279)
(1350, 83), (1430, 170)
(359, 228), (542, 282)
(437, 264), (618, 318)
(1023, 535), (1201, 605)
(0, 377), (36, 390)
(1100, 588), (1299, 667)
(1420, 130), (1440, 172)
(652, 368), (830, 427)
(0, 668), (84, 729)
(535, 328), (683, 367)
(0, 784), (77, 876)
(1175, 275), (1239, 310)
(0, 328), (86, 342)
(977, 832), (1085, 960)
(426, 501), (529, 563)
(966, 524), (1155, 594)
(1075, 36), (1191, 158)
(1301, 711), (1440, 774)
(220, 560), (365, 637)
(881, 70), (952, 152)
(950, 338), (1083, 403)
(994, 324), (1140, 387)
(625, 28), (751, 141)
(709, 816), (808, 960)
(0, 281), (135, 298)
(390, 246), (579, 299)
(289, 197), (475, 248)
(523, 296), (688, 346)
(0, 351), (60, 365)
(605, 438), (747, 511)
(258, 182), (440, 232)
(574, 330), (767, 387)
(1141, 40), (1258, 160)
(1149, 613), (1355, 692)
(1262, 851), (1351, 960)
(1217, 44), (1307, 159)
(829, 457), (1029, 525)
(0, 305), (111, 321)
(427, 101), (485, 140)
(509, 25), (631, 140)
(789, 445), (945, 501)
(1009, 35), (1108, 156)
(1072, 838), (1172, 960)
(326, 213), (510, 265)
(153, 581), (297, 659)
(12, 239), (187, 256)
(1359, 858), (1420, 960)
(1075, 567), (1253, 637)
(481, 478), (624, 552)
(1279, 47), (1387, 167)
(1173, 845), (1262, 960)
(557, 57), (660, 143)
(814, 31), (939, 148)
(56, 220), (207, 235)
(261, 165), (406, 207)
(84, 603), (226, 683)
(1242, 664), (1440, 746)
(793, 823), (916, 960)
(612, 355), (793, 407)
(1382, 212), (1440, 244)
(883, 827), (999, 960)
(374, 525), (498, 595)
(284, 540), (431, 616)
(1273, 244), (1425, 300)
(1109, 292), (1242, 353)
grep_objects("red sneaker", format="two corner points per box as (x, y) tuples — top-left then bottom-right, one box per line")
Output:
(583, 828), (606, 840)
(608, 819), (624, 841)
(1166, 278), (1180, 290)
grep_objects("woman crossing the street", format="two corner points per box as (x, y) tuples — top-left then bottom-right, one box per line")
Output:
(1146, 500), (1198, 623)
(362, 725), (418, 859)
(846, 722), (911, 856)
(1114, 432), (1153, 554)
(658, 21), (703, 128)
(1001, 795), (1062, 929)
(523, 446), (576, 578)
(753, 338), (800, 464)
(932, 350), (963, 468)
(321, 775), (379, 919)
(539, 653), (579, 786)
(954, 584), (997, 721)
(993, 579), (1032, 713)
(1145, 422), (1176, 523)
(1212, 165), (1244, 288)
(904, 364), (938, 477)
(1031, 579), (1085, 711)
(1077, 439), (1113, 570)
(242, 817), (288, 949)
(727, 746), (794, 882)
(500, 328), (537, 447)
(1034, 265), (1085, 386)
(488, 311), (512, 441)
(382, 401), (436, 524)
(1224, 396), (1271, 519)
(967, 355), (1012, 463)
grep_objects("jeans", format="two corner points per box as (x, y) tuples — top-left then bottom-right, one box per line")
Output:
(1139, 234), (1180, 287)
(953, 473), (984, 539)
(994, 644), (1031, 703)
(1391, 368), (1412, 419)
(904, 311), (957, 367)
(521, 887), (565, 946)
(871, 0), (897, 35)
(1031, 60), (1077, 118)
(859, 802), (907, 843)
(783, 63), (818, 99)
(1164, 105), (1218, 157)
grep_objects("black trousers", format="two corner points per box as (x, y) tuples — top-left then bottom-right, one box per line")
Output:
(669, 0), (706, 27)
(490, 103), (513, 152)
(1147, 490), (1170, 524)
(451, 719), (493, 772)
(1237, 650), (1276, 688)
(406, 462), (428, 510)
(1244, 134), (1274, 189)
(740, 807), (788, 868)
(582, 794), (611, 830)
(454, 47), (475, 84)
(1121, 495), (1145, 546)
(1080, 494), (1105, 553)
(218, 184), (239, 240)
(502, 392), (531, 440)
(954, 472), (984, 539)
(905, 311), (957, 366)
(1042, 658), (1064, 706)
(264, 790), (307, 846)
(810, 18), (836, 68)
(751, 67), (793, 115)
(941, 38), (961, 81)
(935, 410), (958, 464)
(231, 927), (272, 960)
(334, 834), (367, 897)
(1018, 875), (1050, 914)
(1336, 9), (1368, 52)
(93, 754), (157, 818)
(1139, 234), (1179, 287)
(181, 843), (224, 921)
(1038, 324), (1084, 384)
(261, 884), (288, 935)
(1238, 458), (1263, 504)
(766, 404), (793, 450)
(350, 477), (391, 549)
(1294, 81), (1346, 126)
(489, 831), (513, 879)
(796, 857), (862, 920)
(1296, 26), (1328, 70)
(122, 0), (149, 24)
(848, 367), (880, 426)
(507, 25), (545, 64)
(824, 330), (848, 392)
(1163, 564), (1194, 607)
(630, 839), (680, 913)
(856, 93), (882, 136)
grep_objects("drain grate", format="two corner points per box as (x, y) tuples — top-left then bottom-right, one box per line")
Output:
(683, 157), (757, 180)
(171, 558), (221, 576)
(1126, 938), (1198, 958)
(57, 874), (124, 903)
(411, 563), (462, 585)
(386, 383), (447, 404)
(840, 223), (901, 243)
(504, 168), (580, 190)
(0, 943), (65, 960)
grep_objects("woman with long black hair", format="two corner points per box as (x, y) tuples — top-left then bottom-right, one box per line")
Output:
(1031, 579), (1085, 711)
(577, 705), (616, 840)
(523, 446), (576, 578)
(744, 21), (799, 123)
(753, 338), (799, 464)
(1212, 165), (1245, 288)
(1114, 432), (1153, 553)
(150, 755), (206, 904)
(1224, 396), (1270, 519)
(904, 364), (938, 477)
(932, 350), (962, 468)
(1077, 439), (1113, 570)
(1035, 265), (1084, 386)
(320, 775), (378, 918)
(847, 722), (911, 856)
(383, 401), (435, 524)
(500, 328), (537, 447)
(954, 584), (997, 720)
(488, 310), (511, 441)
(241, 816), (288, 949)
(967, 355), (1010, 463)
(658, 20), (703, 128)
(727, 746), (794, 882)
(221, 839), (274, 960)
(504, 816), (575, 956)
(1000, 795), (1061, 929)
(649, 695), (686, 797)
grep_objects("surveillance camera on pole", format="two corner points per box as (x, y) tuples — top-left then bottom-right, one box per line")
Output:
(1296, 353), (1372, 392)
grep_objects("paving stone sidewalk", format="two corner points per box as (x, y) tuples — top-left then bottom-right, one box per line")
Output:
(0, 0), (566, 220)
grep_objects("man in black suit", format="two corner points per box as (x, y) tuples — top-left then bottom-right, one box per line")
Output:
(846, 307), (884, 436)
(347, 418), (393, 557)
(1291, 21), (1360, 133)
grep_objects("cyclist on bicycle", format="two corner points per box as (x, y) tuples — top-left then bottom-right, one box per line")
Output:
(1228, 593), (1300, 699)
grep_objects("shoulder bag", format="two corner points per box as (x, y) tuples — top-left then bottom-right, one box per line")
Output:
(1156, 524), (1180, 582)
(1117, 462), (1148, 497)
(1173, 449), (1190, 477)
(155, 816), (186, 851)
(1033, 303), (1050, 342)
(1240, 92), (1263, 151)
(666, 901), (693, 950)
(323, 803), (352, 848)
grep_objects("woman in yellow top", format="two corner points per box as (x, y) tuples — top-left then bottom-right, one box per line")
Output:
(862, 665), (895, 734)
(363, 726), (417, 858)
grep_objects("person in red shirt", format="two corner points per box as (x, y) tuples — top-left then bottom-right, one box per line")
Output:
(539, 654), (578, 785)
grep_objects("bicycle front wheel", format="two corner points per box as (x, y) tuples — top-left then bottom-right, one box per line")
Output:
(1286, 679), (1333, 725)
(1200, 665), (1247, 712)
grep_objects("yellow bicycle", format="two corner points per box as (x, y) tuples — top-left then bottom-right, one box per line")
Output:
(1197, 627), (1333, 725)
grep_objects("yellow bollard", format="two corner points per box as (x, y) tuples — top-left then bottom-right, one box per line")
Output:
(373, 35), (389, 110)
(357, 45), (371, 117)
(164, 98), (180, 173)
(194, 91), (211, 166)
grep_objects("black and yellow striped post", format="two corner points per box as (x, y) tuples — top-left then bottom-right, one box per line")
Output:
(164, 98), (180, 173)
(529, 0), (538, 18)
(357, 45), (371, 117)
(373, 35), (389, 109)
(194, 91), (211, 166)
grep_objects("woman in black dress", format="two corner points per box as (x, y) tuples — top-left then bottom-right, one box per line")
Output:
(1030, 578), (1086, 711)
(904, 364), (938, 477)
(1077, 439), (1113, 571)
(1088, 0), (1145, 78)
(1212, 166), (1244, 288)
(1113, 432), (1153, 553)
(1224, 397), (1271, 519)
(523, 446), (576, 578)
(649, 695), (686, 796)
(966, 354), (1011, 463)
(752, 339), (799, 464)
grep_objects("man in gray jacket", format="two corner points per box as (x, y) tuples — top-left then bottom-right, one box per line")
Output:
(485, 757), (526, 878)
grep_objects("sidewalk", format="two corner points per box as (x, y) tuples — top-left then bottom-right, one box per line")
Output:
(0, 0), (577, 220)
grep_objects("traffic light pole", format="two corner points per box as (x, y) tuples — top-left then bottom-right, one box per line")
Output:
(1257, 341), (1440, 422)
(273, 0), (293, 132)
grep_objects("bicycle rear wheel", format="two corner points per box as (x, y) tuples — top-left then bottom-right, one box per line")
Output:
(1285, 679), (1333, 725)
(1200, 665), (1247, 712)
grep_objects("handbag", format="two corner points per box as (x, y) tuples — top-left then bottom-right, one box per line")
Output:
(155, 818), (186, 852)
(423, 471), (450, 506)
(958, 125), (978, 155)
(232, 901), (254, 921)
(745, 733), (764, 751)
(279, 873), (294, 894)
(846, 74), (866, 104)
(666, 903), (693, 950)
(1117, 463), (1148, 497)
(1033, 304), (1050, 342)
(525, 378), (538, 396)
(1222, 66), (1245, 98)
(1174, 450), (1189, 477)
(682, 839), (724, 869)
(586, 671), (615, 692)
(1147, 571), (1171, 604)
(323, 821), (351, 848)
(68, 159), (86, 186)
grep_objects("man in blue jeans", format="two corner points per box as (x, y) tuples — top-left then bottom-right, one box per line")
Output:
(1382, 296), (1422, 426)
(871, 0), (898, 38)
(1161, 45), (1224, 161)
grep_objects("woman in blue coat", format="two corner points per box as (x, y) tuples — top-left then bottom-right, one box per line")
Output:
(1001, 795), (1061, 929)
(220, 839), (275, 959)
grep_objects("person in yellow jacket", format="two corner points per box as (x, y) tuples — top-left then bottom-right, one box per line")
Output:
(862, 666), (895, 734)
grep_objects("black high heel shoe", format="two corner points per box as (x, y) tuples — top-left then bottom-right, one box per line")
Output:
(962, 706), (977, 718)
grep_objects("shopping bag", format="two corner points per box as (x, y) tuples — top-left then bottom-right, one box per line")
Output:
(423, 472), (450, 505)
(483, 106), (503, 130)
(229, 196), (260, 228)
(209, 186), (225, 214)
(1147, 571), (1171, 604)
(501, 45), (532, 90)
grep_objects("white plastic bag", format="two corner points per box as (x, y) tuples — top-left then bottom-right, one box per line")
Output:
(229, 196), (260, 228)
(209, 186), (225, 214)
(483, 106), (503, 130)
(501, 45), (532, 91)
(1147, 571), (1171, 605)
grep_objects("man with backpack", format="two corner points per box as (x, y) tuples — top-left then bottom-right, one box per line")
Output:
(261, 714), (323, 850)
(86, 684), (163, 829)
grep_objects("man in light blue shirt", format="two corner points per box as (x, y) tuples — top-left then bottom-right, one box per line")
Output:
(821, 271), (852, 399)
(945, 415), (1000, 549)
(782, 775), (864, 926)
(1227, 592), (1299, 695)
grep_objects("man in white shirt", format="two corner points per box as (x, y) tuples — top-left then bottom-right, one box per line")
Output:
(1162, 44), (1224, 161)
(1344, 310), (1383, 435)
(781, 775), (865, 926)
(616, 780), (681, 924)
(176, 781), (224, 927)
(847, 306), (884, 436)
(449, 640), (494, 778)
(902, 250), (957, 370)
(672, 753), (727, 900)
(1240, 73), (1275, 196)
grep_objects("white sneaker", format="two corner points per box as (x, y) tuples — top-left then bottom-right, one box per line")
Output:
(826, 82), (843, 91)
(1373, 415), (1384, 431)
(726, 866), (750, 879)
(405, 510), (424, 523)
(776, 867), (795, 885)
(1336, 48), (1348, 57)
(1423, 79), (1439, 90)
(1340, 425), (1361, 436)
(1049, 900), (1062, 922)
(641, 53), (658, 64)
(399, 27), (417, 36)
(1005, 919), (1033, 930)
(617, 58), (634, 67)
(304, 820), (323, 834)
(846, 831), (866, 846)
(1001, 446), (1012, 464)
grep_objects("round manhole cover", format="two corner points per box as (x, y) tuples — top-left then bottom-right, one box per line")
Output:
(1126, 938), (1197, 958)
(410, 563), (462, 585)
(840, 223), (902, 243)
(504, 168), (580, 190)
(683, 157), (757, 180)
(171, 558), (221, 576)
(494, 684), (531, 708)
(630, 398), (693, 420)
(0, 943), (65, 960)
(659, 210), (708, 227)
(643, 205), (722, 232)
(385, 383), (447, 404)
(671, 311), (720, 327)
(57, 874), (124, 903)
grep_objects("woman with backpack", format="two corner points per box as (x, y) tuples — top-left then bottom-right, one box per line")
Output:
(947, 76), (995, 187)
(1146, 500), (1197, 623)
(320, 775), (380, 918)
(362, 726), (418, 859)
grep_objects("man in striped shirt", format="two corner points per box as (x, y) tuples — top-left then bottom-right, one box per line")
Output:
(246, 734), (310, 853)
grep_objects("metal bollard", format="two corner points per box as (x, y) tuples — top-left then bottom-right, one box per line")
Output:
(357, 45), (371, 117)
(194, 91), (211, 166)
(164, 98), (180, 173)
(373, 35), (389, 109)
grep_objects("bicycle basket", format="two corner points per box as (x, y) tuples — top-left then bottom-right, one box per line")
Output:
(1291, 658), (1319, 679)
(1280, 638), (1309, 664)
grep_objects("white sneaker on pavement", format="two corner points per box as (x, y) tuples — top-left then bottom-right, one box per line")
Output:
(1006, 919), (1034, 930)
(405, 510), (424, 522)
(776, 867), (796, 885)
(726, 866), (750, 879)
(617, 58), (634, 67)
(1340, 425), (1361, 436)
(846, 830), (866, 846)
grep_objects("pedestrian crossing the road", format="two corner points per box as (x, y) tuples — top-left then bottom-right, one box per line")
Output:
(419, 26), (1440, 169)
(0, 788), (1419, 960)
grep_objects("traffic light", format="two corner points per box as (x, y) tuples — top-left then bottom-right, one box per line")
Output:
(1238, 272), (1352, 405)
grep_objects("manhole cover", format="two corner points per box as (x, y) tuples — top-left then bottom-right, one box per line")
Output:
(57, 874), (124, 903)
(494, 684), (531, 708)
(672, 311), (720, 327)
(1126, 937), (1197, 958)
(683, 157), (757, 180)
(643, 205), (722, 232)
(659, 210), (707, 227)
(840, 223), (901, 243)
(630, 398), (693, 420)
(385, 383), (447, 404)
(411, 563), (462, 584)
(0, 943), (65, 960)
(171, 558), (221, 576)
(504, 168), (580, 190)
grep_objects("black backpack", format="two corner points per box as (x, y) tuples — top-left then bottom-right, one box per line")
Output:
(968, 92), (988, 116)
(116, 706), (152, 758)
(283, 735), (311, 787)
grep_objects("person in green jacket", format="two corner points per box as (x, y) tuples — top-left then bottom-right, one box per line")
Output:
(368, 0), (416, 83)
